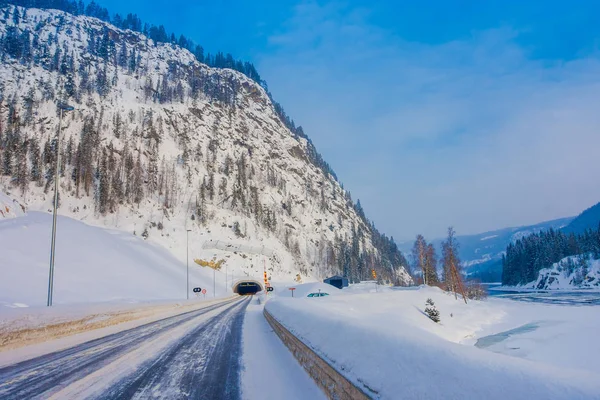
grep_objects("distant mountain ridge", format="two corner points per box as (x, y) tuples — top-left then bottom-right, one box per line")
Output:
(399, 217), (574, 282)
(562, 202), (600, 235)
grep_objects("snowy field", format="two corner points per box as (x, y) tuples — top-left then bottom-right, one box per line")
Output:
(265, 284), (600, 399)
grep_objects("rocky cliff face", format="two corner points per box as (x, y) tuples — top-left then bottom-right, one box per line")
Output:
(0, 5), (411, 284)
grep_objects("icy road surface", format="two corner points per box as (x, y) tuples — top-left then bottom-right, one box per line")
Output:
(0, 297), (249, 399)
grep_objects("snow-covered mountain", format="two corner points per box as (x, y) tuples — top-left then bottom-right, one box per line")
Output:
(0, 5), (411, 285)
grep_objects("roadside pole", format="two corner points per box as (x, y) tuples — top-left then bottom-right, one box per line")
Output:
(47, 102), (74, 307)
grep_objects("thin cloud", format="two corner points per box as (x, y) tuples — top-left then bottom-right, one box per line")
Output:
(258, 0), (600, 240)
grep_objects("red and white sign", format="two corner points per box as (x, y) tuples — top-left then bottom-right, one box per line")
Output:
(202, 289), (207, 294)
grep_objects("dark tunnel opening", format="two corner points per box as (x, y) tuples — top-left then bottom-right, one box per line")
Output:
(236, 282), (262, 295)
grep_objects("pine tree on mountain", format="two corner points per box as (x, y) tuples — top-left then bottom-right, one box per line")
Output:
(22, 87), (35, 124)
(320, 186), (327, 212)
(15, 138), (29, 195)
(96, 62), (110, 97)
(147, 147), (158, 194)
(216, 173), (227, 196)
(132, 151), (144, 204)
(77, 0), (85, 15)
(128, 47), (137, 74)
(197, 177), (207, 225)
(117, 41), (128, 68)
(222, 155), (232, 176)
(50, 47), (60, 72)
(207, 172), (215, 201)
(29, 138), (42, 186)
(42, 138), (55, 194)
(59, 49), (69, 75)
(231, 182), (239, 209)
(163, 167), (170, 209)
(123, 147), (134, 202)
(19, 30), (32, 65)
(157, 157), (166, 196)
(355, 199), (366, 221)
(98, 28), (111, 61)
(113, 113), (123, 139)
(2, 138), (13, 177)
(111, 165), (124, 207)
(12, 6), (20, 25)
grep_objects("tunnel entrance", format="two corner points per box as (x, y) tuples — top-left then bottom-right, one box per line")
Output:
(233, 280), (264, 295)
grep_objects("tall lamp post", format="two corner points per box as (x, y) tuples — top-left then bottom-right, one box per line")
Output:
(47, 102), (74, 307)
(186, 229), (192, 300)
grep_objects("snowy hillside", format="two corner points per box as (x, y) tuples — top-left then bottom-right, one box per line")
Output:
(525, 255), (600, 290)
(0, 5), (411, 286)
(0, 211), (232, 307)
(0, 191), (25, 219)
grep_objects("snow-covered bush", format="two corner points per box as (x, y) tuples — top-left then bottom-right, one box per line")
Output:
(424, 298), (440, 323)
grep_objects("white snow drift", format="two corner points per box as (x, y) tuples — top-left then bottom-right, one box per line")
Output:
(265, 286), (600, 399)
(0, 211), (230, 307)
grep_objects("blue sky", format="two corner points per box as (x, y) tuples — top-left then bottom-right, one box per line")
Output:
(104, 0), (600, 240)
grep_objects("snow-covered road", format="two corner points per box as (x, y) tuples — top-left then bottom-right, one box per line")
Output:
(0, 297), (249, 399)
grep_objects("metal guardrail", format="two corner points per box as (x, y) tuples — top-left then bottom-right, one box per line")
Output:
(263, 308), (372, 400)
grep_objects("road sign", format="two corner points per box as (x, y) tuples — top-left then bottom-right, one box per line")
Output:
(193, 287), (202, 293)
(202, 289), (207, 294)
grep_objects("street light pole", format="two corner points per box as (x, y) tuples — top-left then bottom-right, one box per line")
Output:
(47, 102), (74, 307)
(186, 229), (191, 300)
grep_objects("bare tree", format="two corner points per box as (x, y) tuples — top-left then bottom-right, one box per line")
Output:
(412, 234), (427, 284)
(424, 243), (439, 285)
(441, 227), (467, 303)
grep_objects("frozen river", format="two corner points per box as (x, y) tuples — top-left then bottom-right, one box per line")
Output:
(488, 286), (600, 305)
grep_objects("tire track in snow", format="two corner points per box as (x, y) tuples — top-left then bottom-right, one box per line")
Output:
(0, 297), (241, 399)
(95, 296), (250, 400)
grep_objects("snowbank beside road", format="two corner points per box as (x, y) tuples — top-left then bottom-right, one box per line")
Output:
(273, 282), (341, 298)
(241, 296), (325, 400)
(0, 212), (230, 308)
(265, 287), (600, 399)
